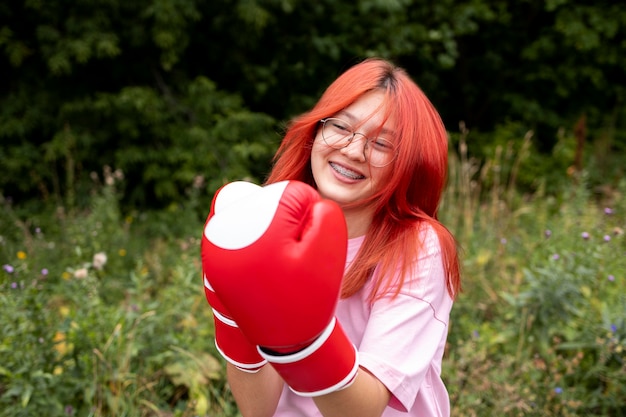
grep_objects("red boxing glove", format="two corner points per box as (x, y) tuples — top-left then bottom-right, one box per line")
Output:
(201, 185), (267, 373)
(201, 180), (358, 396)
(203, 272), (267, 372)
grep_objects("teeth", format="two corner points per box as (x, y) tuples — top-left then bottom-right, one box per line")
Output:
(330, 162), (364, 180)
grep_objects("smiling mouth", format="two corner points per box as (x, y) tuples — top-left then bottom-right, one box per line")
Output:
(330, 162), (365, 180)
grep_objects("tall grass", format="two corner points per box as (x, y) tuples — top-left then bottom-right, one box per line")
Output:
(0, 169), (238, 417)
(441, 126), (626, 416)
(1, 133), (624, 416)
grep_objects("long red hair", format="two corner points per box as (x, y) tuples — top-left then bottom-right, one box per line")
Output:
(265, 58), (461, 301)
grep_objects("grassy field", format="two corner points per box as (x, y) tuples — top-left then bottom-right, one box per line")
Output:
(1, 138), (625, 416)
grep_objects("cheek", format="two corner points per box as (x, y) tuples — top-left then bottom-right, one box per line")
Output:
(370, 166), (393, 189)
(311, 136), (330, 163)
(310, 137), (327, 180)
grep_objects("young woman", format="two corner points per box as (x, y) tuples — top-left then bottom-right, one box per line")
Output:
(209, 58), (461, 417)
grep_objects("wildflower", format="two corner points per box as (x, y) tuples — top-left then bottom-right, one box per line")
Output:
(193, 175), (205, 189)
(604, 235), (611, 242)
(53, 331), (68, 356)
(118, 248), (127, 257)
(500, 238), (507, 245)
(552, 254), (560, 260)
(472, 330), (479, 339)
(74, 268), (88, 279)
(2, 264), (14, 273)
(17, 251), (27, 260)
(554, 387), (563, 394)
(65, 405), (74, 416)
(113, 168), (124, 180)
(608, 275), (615, 282)
(104, 165), (115, 185)
(581, 232), (590, 240)
(610, 324), (617, 333)
(544, 229), (552, 238)
(604, 207), (614, 215)
(62, 271), (71, 280)
(11, 282), (18, 289)
(59, 306), (70, 317)
(41, 268), (49, 276)
(35, 227), (41, 234)
(92, 252), (107, 270)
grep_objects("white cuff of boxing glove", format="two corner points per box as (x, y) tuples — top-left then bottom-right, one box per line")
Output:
(258, 317), (359, 396)
(213, 309), (267, 373)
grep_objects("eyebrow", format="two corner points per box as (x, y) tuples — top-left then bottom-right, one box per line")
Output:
(338, 111), (395, 137)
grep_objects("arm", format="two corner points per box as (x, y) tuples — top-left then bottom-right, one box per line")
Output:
(227, 363), (284, 417)
(228, 362), (390, 417)
(313, 367), (390, 417)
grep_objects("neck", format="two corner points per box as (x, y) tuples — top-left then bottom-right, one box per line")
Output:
(342, 206), (375, 239)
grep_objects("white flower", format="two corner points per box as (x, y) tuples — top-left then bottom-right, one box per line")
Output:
(92, 252), (108, 270)
(74, 268), (88, 279)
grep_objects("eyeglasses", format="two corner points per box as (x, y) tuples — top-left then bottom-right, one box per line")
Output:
(319, 118), (397, 167)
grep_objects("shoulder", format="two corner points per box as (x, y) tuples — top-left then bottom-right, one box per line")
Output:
(415, 221), (443, 259)
(368, 222), (448, 300)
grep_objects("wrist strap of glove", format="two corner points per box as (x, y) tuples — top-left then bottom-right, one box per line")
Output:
(258, 317), (359, 396)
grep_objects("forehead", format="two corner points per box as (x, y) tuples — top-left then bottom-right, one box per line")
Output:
(336, 91), (395, 135)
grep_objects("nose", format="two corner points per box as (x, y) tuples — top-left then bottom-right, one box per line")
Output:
(340, 134), (367, 162)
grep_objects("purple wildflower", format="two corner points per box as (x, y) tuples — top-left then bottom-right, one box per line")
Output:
(554, 387), (563, 394)
(2, 264), (14, 273)
(544, 229), (552, 238)
(604, 207), (614, 215)
(610, 324), (617, 333)
(608, 275), (615, 282)
(604, 235), (611, 242)
(11, 282), (18, 289)
(41, 268), (49, 276)
(552, 254), (560, 260)
(581, 232), (590, 240)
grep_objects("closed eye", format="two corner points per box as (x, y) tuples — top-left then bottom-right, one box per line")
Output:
(331, 120), (351, 133)
(370, 138), (394, 151)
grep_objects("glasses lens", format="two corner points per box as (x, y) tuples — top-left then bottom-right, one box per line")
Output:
(322, 118), (352, 149)
(367, 138), (396, 167)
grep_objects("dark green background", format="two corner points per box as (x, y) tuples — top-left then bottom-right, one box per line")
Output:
(1, 0), (624, 211)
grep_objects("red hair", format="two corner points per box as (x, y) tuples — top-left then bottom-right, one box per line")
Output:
(266, 58), (461, 301)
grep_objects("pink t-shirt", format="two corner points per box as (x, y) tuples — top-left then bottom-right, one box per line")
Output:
(274, 227), (454, 416)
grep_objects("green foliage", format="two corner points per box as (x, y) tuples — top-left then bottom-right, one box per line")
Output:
(0, 178), (237, 417)
(1, 0), (625, 211)
(0, 0), (278, 213)
(441, 144), (626, 417)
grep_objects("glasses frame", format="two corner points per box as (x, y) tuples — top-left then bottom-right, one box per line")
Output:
(319, 118), (397, 168)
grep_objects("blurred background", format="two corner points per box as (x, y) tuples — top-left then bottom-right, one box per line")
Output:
(1, 1), (624, 416)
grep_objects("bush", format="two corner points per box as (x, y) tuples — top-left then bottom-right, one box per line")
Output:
(442, 139), (626, 416)
(0, 173), (238, 417)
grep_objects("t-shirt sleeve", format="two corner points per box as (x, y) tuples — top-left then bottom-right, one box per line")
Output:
(357, 230), (453, 412)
